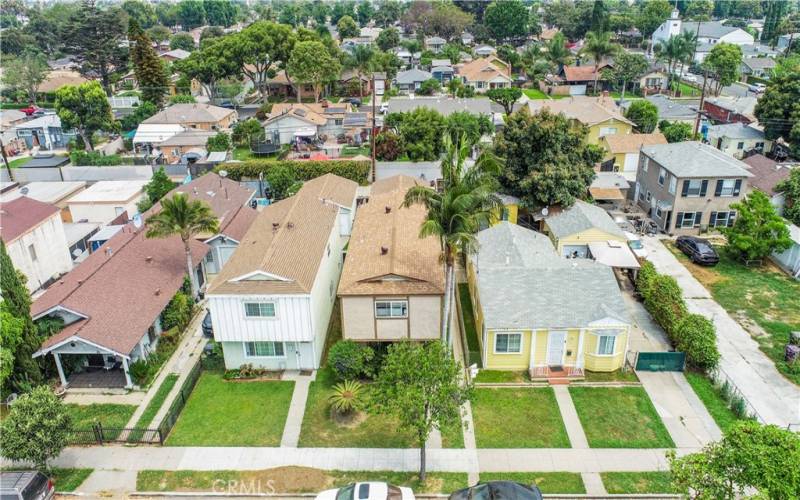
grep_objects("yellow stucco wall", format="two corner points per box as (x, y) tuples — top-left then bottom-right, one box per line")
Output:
(483, 330), (532, 370)
(586, 119), (633, 146)
(552, 228), (627, 254)
(490, 203), (518, 225)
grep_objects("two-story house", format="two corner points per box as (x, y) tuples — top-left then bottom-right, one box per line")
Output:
(206, 174), (358, 371)
(338, 175), (445, 342)
(635, 142), (753, 234)
(527, 95), (634, 146)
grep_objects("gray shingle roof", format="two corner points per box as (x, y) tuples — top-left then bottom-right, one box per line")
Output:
(707, 123), (765, 141)
(386, 97), (494, 117)
(546, 200), (626, 240)
(395, 69), (432, 85)
(640, 94), (697, 121)
(742, 58), (776, 70)
(472, 222), (629, 330)
(681, 21), (743, 39)
(641, 142), (754, 179)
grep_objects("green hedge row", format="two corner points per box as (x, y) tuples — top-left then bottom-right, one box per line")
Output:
(636, 261), (720, 371)
(217, 159), (370, 185)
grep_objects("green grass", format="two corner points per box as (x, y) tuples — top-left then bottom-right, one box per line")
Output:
(601, 472), (682, 494)
(583, 369), (639, 383)
(133, 374), (179, 430)
(458, 283), (481, 368)
(340, 146), (370, 157)
(684, 371), (742, 433)
(233, 146), (253, 161)
(472, 388), (569, 448)
(65, 403), (137, 439)
(138, 468), (468, 494)
(51, 468), (93, 492)
(665, 242), (800, 385)
(569, 387), (674, 448)
(480, 472), (585, 494)
(440, 417), (465, 449)
(523, 88), (548, 99)
(8, 156), (32, 168)
(671, 80), (701, 97)
(165, 372), (294, 446)
(474, 370), (529, 383)
(299, 367), (416, 448)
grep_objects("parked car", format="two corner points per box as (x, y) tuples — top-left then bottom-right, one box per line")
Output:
(202, 310), (213, 337)
(0, 471), (55, 500)
(19, 106), (42, 116)
(450, 481), (542, 500)
(747, 82), (766, 93)
(625, 231), (648, 259)
(316, 482), (414, 500)
(675, 235), (719, 265)
(683, 74), (698, 83)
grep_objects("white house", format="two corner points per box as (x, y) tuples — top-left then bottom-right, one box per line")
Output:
(651, 9), (754, 62)
(0, 197), (73, 293)
(773, 223), (800, 279)
(206, 174), (358, 371)
(706, 123), (769, 159)
(67, 180), (148, 224)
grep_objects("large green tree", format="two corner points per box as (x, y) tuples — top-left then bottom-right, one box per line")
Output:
(703, 43), (743, 96)
(776, 169), (800, 226)
(170, 32), (196, 51)
(445, 111), (493, 145)
(545, 32), (573, 71)
(374, 0), (402, 27)
(287, 40), (341, 103)
(142, 167), (176, 209)
(0, 302), (23, 389)
(722, 191), (792, 262)
(636, 0), (673, 54)
(337, 15), (359, 40)
(602, 52), (649, 102)
(344, 45), (376, 98)
(376, 26), (399, 51)
(371, 341), (471, 481)
(122, 0), (158, 28)
(128, 20), (169, 108)
(484, 0), (529, 44)
(495, 108), (601, 207)
(763, 1), (789, 46)
(486, 87), (522, 115)
(204, 0), (238, 27)
(754, 66), (800, 158)
(175, 0), (206, 29)
(176, 39), (239, 99)
(386, 107), (446, 161)
(55, 81), (116, 152)
(590, 0), (607, 33)
(1, 52), (49, 105)
(221, 21), (294, 101)
(625, 100), (659, 133)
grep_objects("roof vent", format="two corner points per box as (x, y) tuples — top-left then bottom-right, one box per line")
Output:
(105, 247), (113, 257)
(146, 256), (153, 262)
(380, 246), (389, 255)
(155, 288), (161, 296)
(385, 205), (391, 214)
(287, 222), (294, 229)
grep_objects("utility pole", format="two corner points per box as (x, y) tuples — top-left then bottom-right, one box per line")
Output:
(694, 67), (709, 138)
(0, 138), (13, 182)
(370, 72), (376, 183)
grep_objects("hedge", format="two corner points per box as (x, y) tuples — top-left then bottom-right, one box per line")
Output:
(645, 274), (686, 337)
(217, 159), (370, 185)
(70, 151), (124, 166)
(674, 314), (720, 371)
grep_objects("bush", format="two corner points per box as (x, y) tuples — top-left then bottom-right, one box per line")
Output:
(69, 151), (124, 166)
(129, 327), (182, 386)
(418, 78), (441, 96)
(375, 131), (402, 161)
(674, 314), (720, 370)
(161, 291), (193, 331)
(217, 159), (370, 185)
(644, 274), (686, 336)
(636, 260), (658, 300)
(327, 340), (375, 381)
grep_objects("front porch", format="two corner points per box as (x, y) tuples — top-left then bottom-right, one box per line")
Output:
(65, 366), (129, 389)
(530, 365), (585, 383)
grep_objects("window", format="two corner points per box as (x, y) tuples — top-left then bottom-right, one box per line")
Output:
(334, 119), (343, 126)
(737, 141), (745, 150)
(683, 179), (705, 197)
(646, 191), (652, 202)
(677, 211), (702, 228)
(494, 333), (522, 353)
(755, 142), (764, 149)
(27, 244), (37, 262)
(244, 341), (284, 357)
(638, 189), (645, 202)
(669, 175), (677, 195)
(711, 211), (736, 228)
(327, 243), (331, 257)
(206, 250), (215, 263)
(642, 157), (649, 172)
(599, 127), (618, 137)
(244, 302), (276, 318)
(658, 167), (666, 186)
(375, 300), (408, 318)
(501, 208), (510, 221)
(597, 335), (616, 355)
(656, 205), (663, 218)
(718, 179), (736, 197)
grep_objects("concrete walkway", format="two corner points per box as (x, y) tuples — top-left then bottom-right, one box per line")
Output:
(553, 386), (589, 449)
(280, 372), (313, 448)
(643, 236), (800, 427)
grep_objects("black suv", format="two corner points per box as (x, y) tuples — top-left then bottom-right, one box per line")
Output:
(0, 471), (55, 500)
(676, 235), (720, 266)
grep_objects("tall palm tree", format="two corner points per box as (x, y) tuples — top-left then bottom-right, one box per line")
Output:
(146, 193), (219, 297)
(545, 33), (573, 73)
(582, 30), (620, 95)
(402, 135), (502, 347)
(346, 45), (375, 98)
(675, 31), (698, 95)
(655, 36), (683, 91)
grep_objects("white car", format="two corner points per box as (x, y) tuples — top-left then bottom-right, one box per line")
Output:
(748, 82), (767, 93)
(683, 74), (698, 83)
(315, 482), (414, 500)
(625, 231), (648, 259)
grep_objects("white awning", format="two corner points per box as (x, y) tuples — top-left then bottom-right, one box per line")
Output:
(132, 124), (185, 144)
(588, 240), (641, 269)
(293, 127), (317, 137)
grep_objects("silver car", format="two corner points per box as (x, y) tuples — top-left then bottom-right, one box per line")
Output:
(0, 471), (55, 500)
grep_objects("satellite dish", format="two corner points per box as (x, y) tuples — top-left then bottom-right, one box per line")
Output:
(219, 170), (228, 178)
(541, 206), (549, 217)
(20, 187), (29, 196)
(132, 213), (143, 229)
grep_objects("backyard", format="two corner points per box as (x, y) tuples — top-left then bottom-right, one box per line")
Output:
(666, 242), (800, 385)
(569, 387), (674, 448)
(471, 388), (569, 448)
(165, 372), (294, 446)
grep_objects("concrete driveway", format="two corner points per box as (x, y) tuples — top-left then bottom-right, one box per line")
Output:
(642, 236), (800, 428)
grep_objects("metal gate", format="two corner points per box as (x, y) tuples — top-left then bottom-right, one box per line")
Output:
(635, 352), (686, 371)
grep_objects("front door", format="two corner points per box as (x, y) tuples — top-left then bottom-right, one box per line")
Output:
(547, 331), (567, 366)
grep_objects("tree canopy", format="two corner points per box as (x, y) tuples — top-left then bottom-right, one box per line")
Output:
(722, 190), (792, 262)
(486, 87), (522, 115)
(55, 81), (116, 151)
(754, 66), (800, 158)
(625, 100), (659, 133)
(703, 43), (743, 95)
(484, 0), (529, 44)
(287, 40), (341, 102)
(128, 19), (169, 108)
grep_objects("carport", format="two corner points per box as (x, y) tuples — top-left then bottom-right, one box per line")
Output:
(588, 240), (641, 275)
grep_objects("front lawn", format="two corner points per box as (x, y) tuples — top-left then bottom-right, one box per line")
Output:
(133, 374), (179, 430)
(458, 283), (481, 368)
(165, 372), (294, 446)
(601, 472), (682, 494)
(474, 370), (529, 383)
(138, 468), (468, 494)
(341, 146), (370, 157)
(684, 371), (743, 433)
(569, 387), (674, 448)
(666, 242), (800, 385)
(8, 156), (31, 168)
(66, 403), (137, 439)
(472, 388), (569, 448)
(523, 89), (548, 99)
(480, 472), (585, 494)
(583, 370), (639, 383)
(52, 468), (93, 492)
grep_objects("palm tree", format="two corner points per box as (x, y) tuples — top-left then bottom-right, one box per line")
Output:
(545, 33), (573, 73)
(582, 31), (620, 95)
(402, 135), (502, 347)
(329, 379), (364, 416)
(146, 193), (219, 297)
(675, 31), (698, 95)
(655, 36), (684, 92)
(346, 45), (375, 98)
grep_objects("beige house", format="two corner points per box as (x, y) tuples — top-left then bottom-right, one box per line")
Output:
(141, 103), (237, 131)
(456, 56), (513, 92)
(157, 130), (216, 164)
(67, 180), (148, 223)
(600, 132), (667, 181)
(338, 176), (445, 342)
(543, 200), (628, 258)
(527, 95), (634, 146)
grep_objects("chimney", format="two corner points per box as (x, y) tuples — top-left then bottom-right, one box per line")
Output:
(385, 205), (391, 214)
(380, 246), (389, 255)
(105, 247), (113, 257)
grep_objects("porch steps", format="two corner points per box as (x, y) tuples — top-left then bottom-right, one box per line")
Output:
(548, 378), (572, 385)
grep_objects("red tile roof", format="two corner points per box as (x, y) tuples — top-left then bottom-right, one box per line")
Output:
(0, 197), (60, 244)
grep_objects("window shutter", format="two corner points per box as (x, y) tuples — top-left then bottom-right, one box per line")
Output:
(709, 212), (717, 227)
(676, 212), (684, 227)
(714, 180), (723, 196)
(728, 211), (736, 227)
(733, 179), (742, 196)
(694, 212), (703, 226)
(700, 179), (709, 197)
(681, 180), (690, 197)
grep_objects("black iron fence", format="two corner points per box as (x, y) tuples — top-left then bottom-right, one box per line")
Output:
(67, 422), (163, 445)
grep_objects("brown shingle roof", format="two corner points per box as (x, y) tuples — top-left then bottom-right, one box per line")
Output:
(208, 174), (358, 295)
(562, 65), (608, 82)
(168, 173), (256, 239)
(603, 132), (667, 153)
(142, 103), (235, 126)
(266, 103), (328, 126)
(456, 56), (512, 83)
(0, 197), (60, 244)
(742, 154), (793, 196)
(527, 95), (634, 126)
(339, 176), (445, 296)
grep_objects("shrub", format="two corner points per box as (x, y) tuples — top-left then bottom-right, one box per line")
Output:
(644, 274), (687, 337)
(327, 340), (375, 381)
(375, 131), (402, 161)
(161, 291), (193, 331)
(418, 78), (441, 96)
(635, 260), (658, 300)
(217, 159), (370, 185)
(674, 314), (720, 370)
(70, 151), (124, 166)
(328, 379), (364, 415)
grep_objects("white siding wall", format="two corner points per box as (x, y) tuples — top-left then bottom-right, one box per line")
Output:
(622, 153), (639, 182)
(6, 213), (73, 292)
(207, 294), (314, 342)
(264, 115), (318, 145)
(68, 198), (143, 224)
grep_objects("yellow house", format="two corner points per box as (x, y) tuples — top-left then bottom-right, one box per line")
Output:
(600, 132), (667, 182)
(490, 194), (519, 225)
(527, 95), (634, 147)
(466, 222), (631, 377)
(543, 200), (628, 258)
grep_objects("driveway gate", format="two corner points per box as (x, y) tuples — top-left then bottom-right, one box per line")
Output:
(635, 352), (686, 371)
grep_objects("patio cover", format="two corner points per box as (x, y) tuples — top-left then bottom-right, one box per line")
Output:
(589, 186), (625, 200)
(293, 127), (317, 137)
(588, 240), (641, 269)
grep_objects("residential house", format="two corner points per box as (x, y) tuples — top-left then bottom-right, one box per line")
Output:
(375, 161), (441, 185)
(742, 154), (796, 214)
(493, 194), (520, 225)
(740, 58), (776, 79)
(37, 71), (88, 94)
(132, 124), (186, 151)
(740, 43), (779, 59)
(589, 172), (631, 209)
(702, 96), (757, 125)
(339, 69), (371, 95)
(393, 47), (413, 67)
(527, 95), (634, 145)
(706, 123), (769, 159)
(628, 94), (697, 125)
(385, 97), (502, 129)
(67, 180), (148, 224)
(157, 129), (217, 164)
(425, 36), (446, 53)
(340, 37), (374, 54)
(466, 222), (631, 375)
(634, 142), (753, 233)
(338, 175), (445, 341)
(474, 45), (496, 57)
(600, 132), (667, 181)
(206, 174), (358, 371)
(62, 221), (100, 262)
(772, 223), (800, 279)
(651, 10), (754, 62)
(1, 109), (28, 130)
(539, 28), (560, 41)
(547, 63), (613, 95)
(461, 32), (475, 45)
(141, 103), (237, 131)
(159, 48), (192, 62)
(456, 56), (513, 93)
(0, 197), (73, 293)
(777, 33), (800, 50)
(359, 27), (382, 41)
(15, 114), (76, 151)
(638, 69), (669, 93)
(395, 69), (433, 93)
(1, 181), (87, 222)
(430, 61), (455, 83)
(543, 199), (628, 258)
(263, 102), (368, 147)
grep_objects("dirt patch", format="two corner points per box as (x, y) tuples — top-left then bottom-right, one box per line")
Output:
(332, 410), (367, 428)
(235, 467), (331, 493)
(733, 311), (769, 338)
